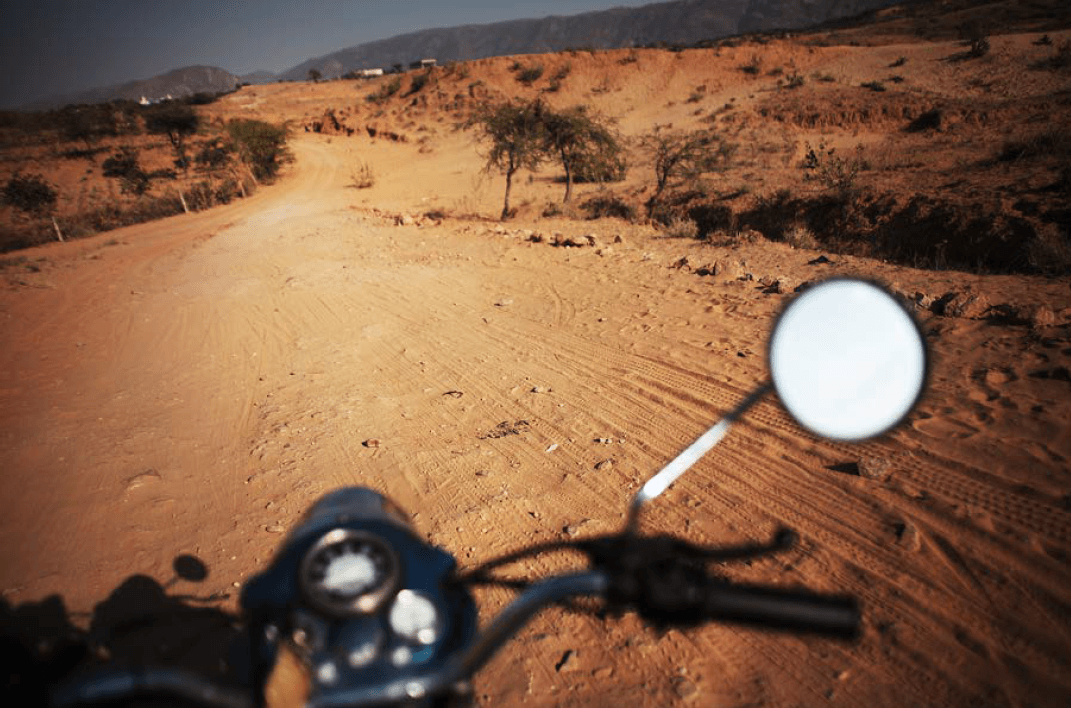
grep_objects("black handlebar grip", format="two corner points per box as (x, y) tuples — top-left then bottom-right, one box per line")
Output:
(703, 582), (860, 638)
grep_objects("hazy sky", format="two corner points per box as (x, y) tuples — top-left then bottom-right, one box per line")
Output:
(0, 0), (657, 109)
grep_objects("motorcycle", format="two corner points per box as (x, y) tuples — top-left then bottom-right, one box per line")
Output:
(47, 277), (927, 707)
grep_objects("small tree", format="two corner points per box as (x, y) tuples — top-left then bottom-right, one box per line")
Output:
(539, 103), (624, 203)
(639, 128), (735, 214)
(468, 99), (547, 219)
(226, 119), (292, 181)
(308, 68), (323, 83)
(2, 172), (57, 216)
(143, 102), (199, 170)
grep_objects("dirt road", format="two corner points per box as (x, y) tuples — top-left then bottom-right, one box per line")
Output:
(2, 135), (1069, 706)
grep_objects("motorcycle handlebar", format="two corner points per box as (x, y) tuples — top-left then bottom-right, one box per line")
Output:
(701, 582), (860, 638)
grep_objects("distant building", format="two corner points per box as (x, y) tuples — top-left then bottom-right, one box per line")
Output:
(359, 68), (384, 78)
(409, 58), (437, 70)
(139, 96), (150, 106)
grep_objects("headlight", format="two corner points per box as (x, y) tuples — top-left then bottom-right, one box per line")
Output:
(388, 590), (442, 645)
(298, 529), (400, 617)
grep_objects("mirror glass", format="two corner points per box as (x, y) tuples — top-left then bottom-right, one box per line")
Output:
(769, 278), (926, 441)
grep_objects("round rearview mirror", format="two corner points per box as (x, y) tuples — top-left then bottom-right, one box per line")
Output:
(768, 278), (926, 442)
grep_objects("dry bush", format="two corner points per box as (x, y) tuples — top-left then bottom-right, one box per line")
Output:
(350, 160), (375, 189)
(664, 217), (699, 239)
(1026, 224), (1071, 275)
(580, 194), (638, 221)
(517, 64), (545, 85)
(740, 55), (762, 75)
(997, 130), (1071, 162)
(782, 222), (819, 249)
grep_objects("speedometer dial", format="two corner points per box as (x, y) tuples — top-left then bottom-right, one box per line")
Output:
(299, 529), (400, 616)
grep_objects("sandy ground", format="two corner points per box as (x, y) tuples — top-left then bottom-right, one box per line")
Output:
(2, 14), (1071, 708)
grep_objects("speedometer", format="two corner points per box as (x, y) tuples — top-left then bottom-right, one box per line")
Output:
(299, 529), (401, 617)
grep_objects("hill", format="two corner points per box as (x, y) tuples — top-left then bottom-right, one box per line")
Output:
(25, 66), (241, 111)
(278, 0), (901, 80)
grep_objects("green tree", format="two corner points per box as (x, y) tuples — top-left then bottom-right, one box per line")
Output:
(143, 102), (199, 170)
(468, 99), (548, 220)
(639, 127), (735, 215)
(538, 103), (624, 203)
(226, 119), (291, 181)
(308, 68), (323, 83)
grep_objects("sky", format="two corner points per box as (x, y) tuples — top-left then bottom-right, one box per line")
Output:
(0, 0), (658, 109)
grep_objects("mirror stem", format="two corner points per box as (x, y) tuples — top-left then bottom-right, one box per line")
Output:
(625, 381), (773, 534)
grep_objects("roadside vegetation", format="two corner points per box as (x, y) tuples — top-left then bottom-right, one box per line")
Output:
(466, 98), (625, 219)
(0, 98), (291, 253)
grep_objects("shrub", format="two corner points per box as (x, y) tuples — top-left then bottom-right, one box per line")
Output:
(581, 194), (637, 220)
(517, 64), (544, 85)
(664, 217), (699, 239)
(184, 92), (221, 105)
(226, 119), (292, 181)
(367, 77), (402, 103)
(801, 141), (866, 197)
(741, 55), (762, 75)
(861, 81), (886, 92)
(890, 56), (907, 67)
(407, 72), (431, 95)
(1035, 41), (1071, 71)
(350, 160), (375, 188)
(2, 172), (58, 215)
(195, 139), (232, 170)
(782, 222), (819, 249)
(906, 109), (942, 132)
(639, 128), (736, 213)
(786, 72), (805, 89)
(997, 130), (1071, 162)
(968, 36), (990, 58)
(619, 51), (639, 65)
(102, 146), (151, 195)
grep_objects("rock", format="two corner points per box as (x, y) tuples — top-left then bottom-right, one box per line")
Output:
(763, 277), (795, 294)
(527, 232), (544, 243)
(555, 650), (578, 672)
(893, 521), (920, 551)
(594, 459), (613, 471)
(858, 457), (893, 481)
(933, 292), (990, 319)
(613, 234), (625, 244)
(265, 524), (285, 534)
(362, 439), (380, 448)
(673, 677), (699, 700)
(671, 256), (691, 270)
(583, 234), (598, 247)
(531, 385), (551, 393)
(396, 214), (414, 226)
(494, 299), (513, 307)
(594, 437), (613, 444)
(914, 291), (934, 310)
(808, 255), (833, 265)
(1030, 306), (1056, 327)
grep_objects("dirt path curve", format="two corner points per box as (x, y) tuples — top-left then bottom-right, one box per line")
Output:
(1, 135), (1069, 707)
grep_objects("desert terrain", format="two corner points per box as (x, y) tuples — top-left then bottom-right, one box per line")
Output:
(1, 2), (1070, 706)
